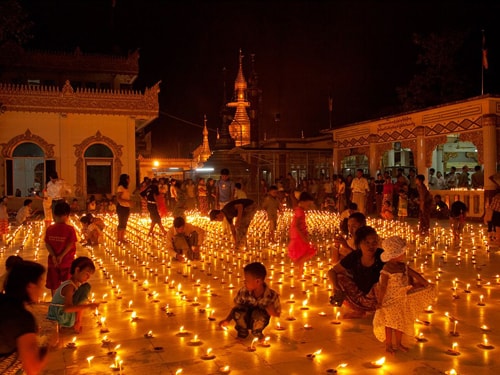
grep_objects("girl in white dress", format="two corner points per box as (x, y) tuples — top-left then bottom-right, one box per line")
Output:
(373, 236), (435, 353)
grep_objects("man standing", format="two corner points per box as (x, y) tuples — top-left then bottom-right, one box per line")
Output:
(350, 169), (369, 214)
(457, 166), (470, 188)
(210, 198), (257, 250)
(428, 168), (438, 190)
(471, 165), (484, 189)
(165, 217), (205, 261)
(261, 186), (282, 242)
(216, 168), (235, 209)
(46, 171), (70, 216)
(416, 175), (433, 236)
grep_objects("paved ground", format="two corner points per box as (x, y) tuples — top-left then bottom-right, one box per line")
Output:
(2, 212), (499, 375)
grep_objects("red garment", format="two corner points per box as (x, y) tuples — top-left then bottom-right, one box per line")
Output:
(288, 207), (316, 261)
(45, 222), (77, 268)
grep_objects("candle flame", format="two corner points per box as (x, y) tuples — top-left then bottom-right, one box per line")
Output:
(179, 326), (184, 332)
(72, 336), (76, 343)
(206, 348), (212, 355)
(374, 356), (385, 366)
(175, 369), (183, 375)
(313, 349), (322, 356)
(337, 363), (348, 368)
(87, 356), (94, 362)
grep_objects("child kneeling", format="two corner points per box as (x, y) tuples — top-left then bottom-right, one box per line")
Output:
(219, 262), (281, 339)
(47, 256), (99, 333)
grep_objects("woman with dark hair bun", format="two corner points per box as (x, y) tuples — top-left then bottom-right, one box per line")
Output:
(0, 260), (50, 374)
(328, 226), (385, 318)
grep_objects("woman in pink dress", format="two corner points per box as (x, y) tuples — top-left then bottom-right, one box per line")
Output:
(288, 192), (317, 276)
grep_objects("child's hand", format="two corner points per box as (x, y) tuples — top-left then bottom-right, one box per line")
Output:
(218, 319), (229, 328)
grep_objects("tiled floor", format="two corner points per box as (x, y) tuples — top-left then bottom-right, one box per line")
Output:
(3, 212), (499, 375)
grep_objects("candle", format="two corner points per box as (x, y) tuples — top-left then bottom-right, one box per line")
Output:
(188, 334), (202, 346)
(464, 283), (471, 293)
(208, 309), (216, 321)
(144, 330), (154, 338)
(415, 332), (427, 342)
(66, 336), (77, 349)
(306, 349), (322, 359)
(446, 342), (460, 356)
(450, 320), (459, 336)
(201, 348), (216, 360)
(424, 305), (434, 313)
(261, 336), (271, 347)
(125, 300), (133, 312)
(220, 365), (231, 374)
(130, 311), (139, 322)
(478, 295), (485, 306)
(176, 326), (190, 337)
(101, 335), (111, 345)
(331, 311), (341, 325)
(248, 337), (258, 351)
(480, 325), (491, 332)
(370, 357), (385, 368)
(275, 321), (285, 330)
(86, 356), (94, 367)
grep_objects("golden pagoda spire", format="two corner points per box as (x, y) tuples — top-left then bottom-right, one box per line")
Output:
(200, 114), (211, 162)
(227, 49), (251, 146)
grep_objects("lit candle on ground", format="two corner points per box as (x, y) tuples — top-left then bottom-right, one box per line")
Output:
(446, 342), (460, 356)
(144, 330), (154, 338)
(201, 348), (216, 360)
(87, 356), (94, 367)
(481, 325), (491, 332)
(66, 336), (77, 349)
(220, 365), (231, 374)
(208, 309), (216, 321)
(275, 321), (285, 330)
(303, 323), (313, 330)
(444, 370), (458, 375)
(188, 334), (202, 346)
(101, 335), (111, 345)
(415, 332), (427, 342)
(287, 294), (295, 303)
(248, 337), (258, 351)
(424, 305), (434, 313)
(300, 299), (309, 310)
(325, 363), (348, 374)
(286, 306), (296, 321)
(318, 311), (327, 317)
(450, 320), (459, 336)
(464, 283), (471, 293)
(331, 311), (341, 325)
(100, 317), (109, 332)
(306, 349), (322, 359)
(191, 297), (200, 306)
(369, 357), (386, 368)
(478, 295), (485, 306)
(261, 336), (271, 347)
(125, 300), (133, 312)
(176, 326), (190, 337)
(130, 311), (139, 322)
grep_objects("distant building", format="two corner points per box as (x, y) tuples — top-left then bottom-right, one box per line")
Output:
(0, 44), (159, 203)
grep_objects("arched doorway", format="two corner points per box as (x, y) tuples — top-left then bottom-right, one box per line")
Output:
(84, 143), (114, 195)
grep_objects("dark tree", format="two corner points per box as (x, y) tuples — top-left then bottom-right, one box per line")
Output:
(0, 0), (33, 47)
(397, 30), (473, 112)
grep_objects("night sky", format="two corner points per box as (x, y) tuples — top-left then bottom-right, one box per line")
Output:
(19, 0), (500, 157)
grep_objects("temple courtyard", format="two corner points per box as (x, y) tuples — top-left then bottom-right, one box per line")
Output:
(2, 211), (499, 375)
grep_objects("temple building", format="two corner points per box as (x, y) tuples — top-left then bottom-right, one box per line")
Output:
(0, 45), (159, 208)
(328, 94), (500, 218)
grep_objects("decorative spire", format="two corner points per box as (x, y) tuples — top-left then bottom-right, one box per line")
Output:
(200, 114), (211, 162)
(227, 49), (251, 147)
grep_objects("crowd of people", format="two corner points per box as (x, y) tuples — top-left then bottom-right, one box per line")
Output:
(1, 165), (500, 373)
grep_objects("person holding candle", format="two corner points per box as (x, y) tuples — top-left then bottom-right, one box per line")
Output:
(209, 198), (257, 250)
(372, 236), (435, 353)
(287, 192), (317, 276)
(116, 174), (132, 244)
(328, 226), (384, 317)
(47, 256), (99, 333)
(44, 202), (77, 296)
(0, 260), (51, 374)
(219, 262), (281, 340)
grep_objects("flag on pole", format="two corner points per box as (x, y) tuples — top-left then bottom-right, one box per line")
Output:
(482, 30), (488, 70)
(328, 95), (333, 112)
